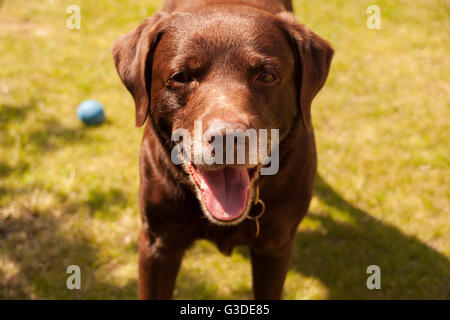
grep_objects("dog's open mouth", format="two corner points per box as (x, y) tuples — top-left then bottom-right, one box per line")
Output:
(188, 164), (259, 223)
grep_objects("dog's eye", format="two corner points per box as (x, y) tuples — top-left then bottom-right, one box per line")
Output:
(170, 71), (193, 84)
(257, 71), (277, 83)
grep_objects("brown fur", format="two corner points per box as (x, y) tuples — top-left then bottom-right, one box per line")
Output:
(112, 0), (333, 299)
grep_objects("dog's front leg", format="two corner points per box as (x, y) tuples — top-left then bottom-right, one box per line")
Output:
(138, 228), (185, 300)
(250, 236), (296, 300)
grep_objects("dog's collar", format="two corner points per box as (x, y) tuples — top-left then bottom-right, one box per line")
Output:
(247, 185), (265, 237)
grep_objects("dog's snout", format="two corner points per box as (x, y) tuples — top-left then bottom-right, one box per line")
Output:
(204, 120), (248, 143)
(201, 119), (258, 166)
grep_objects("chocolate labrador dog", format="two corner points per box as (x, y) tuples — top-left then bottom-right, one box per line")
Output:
(112, 0), (333, 299)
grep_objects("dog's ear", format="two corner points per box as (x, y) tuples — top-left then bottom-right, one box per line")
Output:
(276, 12), (333, 132)
(112, 13), (167, 127)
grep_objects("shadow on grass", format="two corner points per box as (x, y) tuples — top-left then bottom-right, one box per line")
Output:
(0, 160), (29, 179)
(291, 174), (450, 299)
(0, 102), (134, 298)
(0, 206), (137, 299)
(0, 103), (36, 130)
(25, 118), (106, 153)
(84, 188), (128, 220)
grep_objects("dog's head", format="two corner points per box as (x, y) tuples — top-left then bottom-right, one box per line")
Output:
(112, 6), (333, 225)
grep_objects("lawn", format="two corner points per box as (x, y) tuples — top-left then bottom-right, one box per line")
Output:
(0, 0), (449, 299)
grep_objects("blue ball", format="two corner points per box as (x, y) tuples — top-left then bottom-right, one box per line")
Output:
(77, 100), (105, 125)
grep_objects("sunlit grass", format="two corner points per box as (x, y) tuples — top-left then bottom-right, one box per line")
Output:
(0, 0), (449, 299)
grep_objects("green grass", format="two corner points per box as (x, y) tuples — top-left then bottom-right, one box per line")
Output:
(0, 0), (449, 299)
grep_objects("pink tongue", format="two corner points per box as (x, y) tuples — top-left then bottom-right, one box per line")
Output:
(196, 167), (250, 221)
